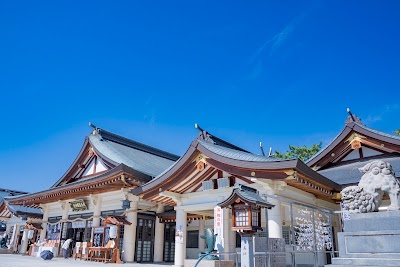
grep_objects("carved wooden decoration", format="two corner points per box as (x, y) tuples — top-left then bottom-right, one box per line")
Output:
(351, 140), (362, 150)
(196, 161), (205, 171)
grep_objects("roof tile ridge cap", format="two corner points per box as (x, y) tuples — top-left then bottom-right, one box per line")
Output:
(199, 139), (253, 154)
(195, 124), (249, 153)
(98, 128), (179, 160)
(199, 139), (288, 162)
(355, 122), (400, 140)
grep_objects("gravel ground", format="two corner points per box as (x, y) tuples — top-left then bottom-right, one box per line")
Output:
(0, 254), (173, 267)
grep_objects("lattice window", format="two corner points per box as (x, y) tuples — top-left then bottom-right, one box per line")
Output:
(282, 225), (291, 245)
(186, 230), (199, 248)
(252, 211), (259, 227)
(235, 211), (248, 226)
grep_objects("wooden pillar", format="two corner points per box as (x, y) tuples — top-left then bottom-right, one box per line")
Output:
(222, 208), (232, 260)
(39, 205), (49, 241)
(154, 204), (165, 262)
(92, 196), (102, 227)
(122, 195), (138, 262)
(268, 196), (282, 238)
(174, 207), (187, 267)
(19, 229), (29, 254)
(198, 218), (205, 251)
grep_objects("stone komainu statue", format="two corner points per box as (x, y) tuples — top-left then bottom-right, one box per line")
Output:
(341, 160), (400, 213)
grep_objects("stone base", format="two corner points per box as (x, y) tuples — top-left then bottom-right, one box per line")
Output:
(326, 211), (400, 266)
(184, 259), (235, 267)
(338, 230), (400, 259)
(343, 211), (400, 232)
(0, 249), (12, 254)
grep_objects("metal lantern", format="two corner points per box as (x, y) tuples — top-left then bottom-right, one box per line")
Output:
(121, 198), (131, 210)
(218, 185), (274, 235)
(232, 203), (262, 232)
(21, 214), (28, 221)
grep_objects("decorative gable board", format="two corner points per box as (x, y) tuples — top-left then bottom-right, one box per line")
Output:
(82, 157), (109, 177)
(83, 159), (96, 176)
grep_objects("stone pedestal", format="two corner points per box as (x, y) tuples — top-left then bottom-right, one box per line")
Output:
(184, 259), (234, 267)
(326, 211), (400, 267)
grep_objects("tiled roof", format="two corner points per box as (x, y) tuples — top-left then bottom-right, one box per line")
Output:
(236, 185), (273, 206)
(356, 123), (400, 141)
(307, 122), (400, 165)
(219, 184), (274, 208)
(318, 156), (400, 185)
(89, 130), (178, 178)
(198, 140), (286, 162)
(1, 199), (42, 217)
(306, 127), (346, 164)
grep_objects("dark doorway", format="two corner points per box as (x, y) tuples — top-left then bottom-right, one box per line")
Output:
(163, 223), (175, 262)
(135, 215), (155, 262)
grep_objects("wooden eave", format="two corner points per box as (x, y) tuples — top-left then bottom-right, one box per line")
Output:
(0, 201), (11, 219)
(8, 164), (148, 207)
(52, 138), (92, 188)
(132, 140), (341, 205)
(52, 137), (121, 188)
(157, 210), (211, 223)
(102, 215), (132, 225)
(218, 192), (273, 209)
(308, 122), (400, 170)
(26, 223), (43, 230)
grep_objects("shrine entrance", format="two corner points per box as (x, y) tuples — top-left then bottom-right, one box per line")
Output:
(163, 223), (175, 262)
(135, 215), (155, 262)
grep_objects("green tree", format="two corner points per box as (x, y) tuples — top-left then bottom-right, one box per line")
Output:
(395, 129), (400, 136)
(274, 142), (322, 162)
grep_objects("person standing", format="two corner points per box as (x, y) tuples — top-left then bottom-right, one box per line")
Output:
(62, 238), (73, 259)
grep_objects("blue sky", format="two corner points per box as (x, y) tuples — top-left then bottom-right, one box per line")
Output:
(1, 1), (399, 192)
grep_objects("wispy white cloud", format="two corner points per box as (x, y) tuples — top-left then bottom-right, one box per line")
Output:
(364, 104), (399, 125)
(249, 13), (306, 65)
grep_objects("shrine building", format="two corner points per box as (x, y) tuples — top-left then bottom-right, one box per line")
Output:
(2, 112), (400, 266)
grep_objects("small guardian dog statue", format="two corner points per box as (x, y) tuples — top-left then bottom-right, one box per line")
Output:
(341, 160), (400, 213)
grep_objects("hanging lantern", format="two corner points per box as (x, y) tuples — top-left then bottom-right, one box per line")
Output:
(121, 198), (131, 210)
(21, 214), (28, 221)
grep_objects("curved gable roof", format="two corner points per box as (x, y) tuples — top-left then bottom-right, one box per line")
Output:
(52, 125), (179, 187)
(307, 122), (400, 168)
(132, 138), (340, 203)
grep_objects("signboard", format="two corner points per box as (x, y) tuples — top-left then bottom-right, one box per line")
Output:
(214, 206), (224, 250)
(175, 226), (183, 244)
(69, 199), (88, 212)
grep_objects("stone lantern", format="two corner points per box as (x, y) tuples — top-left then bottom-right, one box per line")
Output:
(219, 185), (274, 267)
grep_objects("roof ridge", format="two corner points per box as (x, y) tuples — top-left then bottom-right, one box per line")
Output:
(89, 124), (180, 161)
(194, 124), (250, 152)
(197, 139), (294, 162)
(354, 122), (400, 141)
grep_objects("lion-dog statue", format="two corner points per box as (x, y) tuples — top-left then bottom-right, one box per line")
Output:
(341, 160), (399, 213)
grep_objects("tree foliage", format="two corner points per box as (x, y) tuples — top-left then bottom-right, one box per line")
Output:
(274, 142), (322, 162)
(395, 129), (400, 136)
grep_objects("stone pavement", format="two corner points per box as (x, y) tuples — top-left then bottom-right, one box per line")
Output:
(0, 254), (173, 267)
